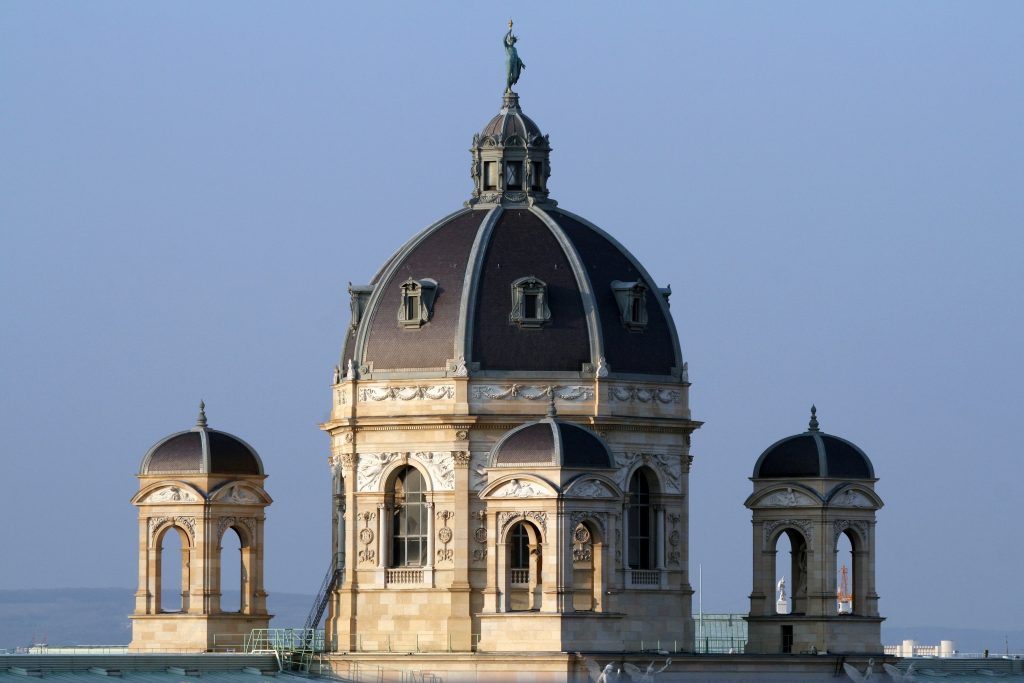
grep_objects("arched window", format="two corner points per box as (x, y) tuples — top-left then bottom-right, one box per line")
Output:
(220, 527), (242, 613)
(836, 530), (855, 614)
(510, 523), (530, 575)
(391, 467), (427, 567)
(627, 470), (653, 569)
(505, 521), (542, 612)
(774, 529), (808, 615)
(157, 526), (189, 613)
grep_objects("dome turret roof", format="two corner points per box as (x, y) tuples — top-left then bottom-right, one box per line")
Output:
(489, 415), (614, 468)
(753, 407), (874, 480)
(140, 402), (264, 476)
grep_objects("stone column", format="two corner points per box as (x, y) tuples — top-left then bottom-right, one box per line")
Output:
(377, 503), (388, 571)
(425, 502), (435, 569)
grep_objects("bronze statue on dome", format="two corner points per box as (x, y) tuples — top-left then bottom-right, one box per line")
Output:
(505, 20), (525, 92)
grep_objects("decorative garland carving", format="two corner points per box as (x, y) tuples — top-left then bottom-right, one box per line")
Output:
(471, 384), (594, 401)
(358, 385), (454, 402)
(615, 452), (682, 494)
(412, 451), (454, 491)
(356, 453), (399, 492)
(667, 512), (681, 566)
(436, 510), (455, 564)
(833, 520), (870, 544)
(763, 519), (814, 549)
(498, 510), (547, 537)
(606, 386), (681, 404)
(148, 516), (196, 543)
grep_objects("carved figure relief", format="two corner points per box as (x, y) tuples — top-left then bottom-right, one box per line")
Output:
(492, 479), (548, 498)
(470, 453), (488, 492)
(471, 384), (594, 401)
(836, 489), (871, 508)
(607, 386), (681, 404)
(567, 478), (615, 498)
(358, 385), (454, 402)
(764, 487), (814, 507)
(215, 483), (260, 504)
(412, 451), (454, 491)
(145, 486), (197, 504)
(356, 453), (399, 492)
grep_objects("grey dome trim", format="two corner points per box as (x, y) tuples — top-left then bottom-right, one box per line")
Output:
(531, 207), (604, 370)
(454, 206), (503, 362)
(349, 208), (472, 368)
(553, 208), (684, 373)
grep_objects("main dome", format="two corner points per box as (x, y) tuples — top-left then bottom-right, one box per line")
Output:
(340, 93), (684, 379)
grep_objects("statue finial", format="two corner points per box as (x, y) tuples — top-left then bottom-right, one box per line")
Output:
(504, 21), (525, 92)
(197, 400), (208, 428)
(808, 404), (819, 432)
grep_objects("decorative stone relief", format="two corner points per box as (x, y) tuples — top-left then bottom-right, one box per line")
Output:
(471, 384), (594, 401)
(570, 511), (606, 535)
(334, 387), (346, 405)
(470, 453), (488, 492)
(472, 510), (487, 563)
(447, 356), (468, 377)
(357, 512), (376, 565)
(667, 512), (681, 566)
(614, 526), (622, 565)
(412, 451), (454, 491)
(145, 486), (197, 504)
(498, 510), (547, 536)
(217, 516), (256, 541)
(763, 487), (815, 507)
(615, 452), (682, 494)
(358, 385), (454, 402)
(835, 489), (871, 508)
(214, 483), (260, 504)
(566, 479), (615, 498)
(148, 516), (196, 543)
(436, 510), (455, 564)
(329, 452), (354, 474)
(492, 479), (549, 498)
(833, 519), (870, 544)
(572, 523), (592, 562)
(607, 386), (681, 404)
(455, 430), (469, 441)
(452, 451), (470, 469)
(763, 519), (814, 549)
(356, 453), (399, 492)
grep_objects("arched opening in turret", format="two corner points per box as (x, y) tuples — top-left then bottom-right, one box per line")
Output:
(836, 530), (856, 615)
(627, 468), (658, 572)
(390, 466), (428, 568)
(572, 519), (606, 612)
(220, 527), (242, 613)
(773, 529), (808, 615)
(504, 521), (542, 612)
(156, 526), (189, 613)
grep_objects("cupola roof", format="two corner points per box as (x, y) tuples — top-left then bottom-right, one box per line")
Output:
(139, 402), (264, 476)
(489, 416), (614, 468)
(752, 406), (874, 480)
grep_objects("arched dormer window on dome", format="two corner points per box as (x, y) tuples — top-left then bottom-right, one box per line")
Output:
(611, 280), (649, 332)
(397, 278), (437, 329)
(509, 276), (551, 328)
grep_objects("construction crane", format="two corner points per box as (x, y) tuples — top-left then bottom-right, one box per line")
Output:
(837, 564), (853, 614)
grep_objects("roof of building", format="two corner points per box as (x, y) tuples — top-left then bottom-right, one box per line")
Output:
(752, 406), (874, 480)
(139, 403), (263, 476)
(490, 415), (614, 468)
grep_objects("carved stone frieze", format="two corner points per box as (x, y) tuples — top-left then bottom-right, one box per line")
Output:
(607, 386), (681, 404)
(358, 385), (454, 402)
(471, 384), (594, 401)
(615, 452), (682, 494)
(148, 515), (196, 543)
(356, 453), (399, 492)
(217, 516), (255, 541)
(763, 519), (814, 549)
(569, 510), (606, 535)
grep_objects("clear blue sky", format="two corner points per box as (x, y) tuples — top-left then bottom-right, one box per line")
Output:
(2, 2), (1022, 634)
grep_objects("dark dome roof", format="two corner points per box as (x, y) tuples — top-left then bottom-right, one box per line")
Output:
(342, 207), (682, 377)
(490, 417), (613, 468)
(140, 403), (263, 476)
(480, 99), (543, 142)
(753, 407), (874, 480)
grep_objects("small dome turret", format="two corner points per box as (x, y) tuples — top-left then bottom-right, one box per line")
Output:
(140, 402), (264, 476)
(490, 416), (614, 468)
(753, 406), (874, 480)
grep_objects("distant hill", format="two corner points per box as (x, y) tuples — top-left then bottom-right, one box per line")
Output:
(0, 588), (314, 650)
